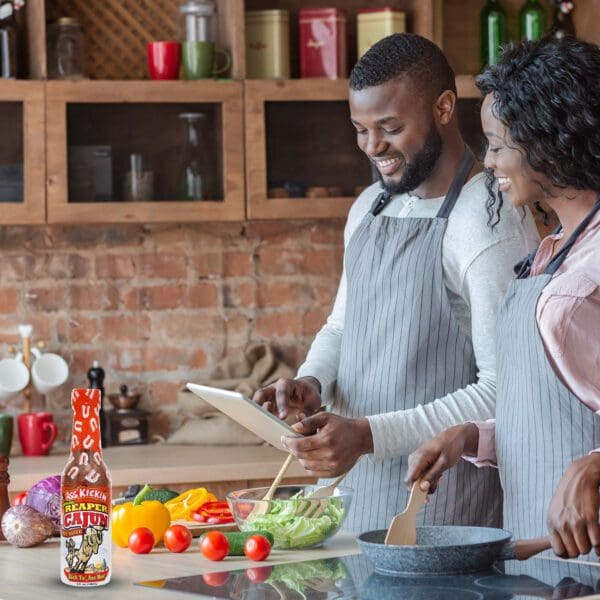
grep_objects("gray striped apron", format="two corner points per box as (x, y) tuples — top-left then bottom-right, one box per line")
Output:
(333, 148), (503, 532)
(496, 198), (600, 557)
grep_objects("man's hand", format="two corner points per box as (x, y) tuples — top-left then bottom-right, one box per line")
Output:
(405, 423), (479, 493)
(547, 453), (600, 558)
(252, 377), (322, 421)
(281, 412), (373, 477)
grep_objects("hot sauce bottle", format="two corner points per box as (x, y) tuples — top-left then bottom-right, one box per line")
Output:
(61, 389), (112, 586)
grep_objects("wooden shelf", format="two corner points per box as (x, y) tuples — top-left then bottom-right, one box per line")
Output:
(45, 80), (245, 224)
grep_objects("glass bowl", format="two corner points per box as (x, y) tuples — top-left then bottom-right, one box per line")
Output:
(226, 484), (353, 549)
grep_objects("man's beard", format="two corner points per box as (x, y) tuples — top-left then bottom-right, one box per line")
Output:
(376, 123), (442, 196)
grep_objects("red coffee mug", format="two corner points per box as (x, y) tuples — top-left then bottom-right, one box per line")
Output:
(147, 41), (181, 80)
(18, 412), (58, 456)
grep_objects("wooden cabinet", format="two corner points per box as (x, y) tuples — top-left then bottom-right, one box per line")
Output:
(0, 82), (45, 224)
(46, 81), (244, 223)
(0, 1), (599, 224)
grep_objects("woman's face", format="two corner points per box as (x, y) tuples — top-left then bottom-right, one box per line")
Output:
(481, 93), (548, 207)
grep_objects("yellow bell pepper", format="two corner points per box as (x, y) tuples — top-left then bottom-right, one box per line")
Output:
(164, 487), (217, 521)
(111, 485), (171, 548)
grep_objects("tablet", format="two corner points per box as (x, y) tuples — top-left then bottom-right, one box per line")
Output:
(186, 383), (301, 451)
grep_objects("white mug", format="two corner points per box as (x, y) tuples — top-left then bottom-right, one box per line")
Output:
(0, 358), (30, 402)
(31, 352), (69, 396)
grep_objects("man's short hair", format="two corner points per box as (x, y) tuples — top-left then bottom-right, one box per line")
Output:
(349, 33), (456, 100)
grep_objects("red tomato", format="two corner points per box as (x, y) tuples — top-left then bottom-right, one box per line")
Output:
(163, 524), (192, 553)
(128, 527), (155, 554)
(246, 565), (272, 584)
(199, 531), (230, 561)
(12, 492), (27, 506)
(243, 535), (271, 561)
(202, 571), (229, 587)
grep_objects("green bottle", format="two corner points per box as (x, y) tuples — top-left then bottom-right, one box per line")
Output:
(519, 0), (545, 41)
(481, 0), (508, 69)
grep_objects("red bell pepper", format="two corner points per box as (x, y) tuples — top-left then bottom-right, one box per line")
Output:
(191, 501), (234, 524)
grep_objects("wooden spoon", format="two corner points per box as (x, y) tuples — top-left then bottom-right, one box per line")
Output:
(384, 479), (428, 545)
(248, 453), (294, 518)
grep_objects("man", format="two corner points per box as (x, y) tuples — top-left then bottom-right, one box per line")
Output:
(254, 33), (539, 532)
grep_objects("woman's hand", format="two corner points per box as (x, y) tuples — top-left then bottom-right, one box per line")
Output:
(547, 453), (600, 558)
(405, 423), (480, 493)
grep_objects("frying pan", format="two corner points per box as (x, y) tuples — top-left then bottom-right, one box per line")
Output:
(357, 526), (552, 576)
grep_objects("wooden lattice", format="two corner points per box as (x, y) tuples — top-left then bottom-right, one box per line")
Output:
(49, 0), (181, 80)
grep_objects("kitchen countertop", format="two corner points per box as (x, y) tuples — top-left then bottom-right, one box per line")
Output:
(3, 532), (600, 599)
(0, 531), (361, 599)
(7, 444), (311, 493)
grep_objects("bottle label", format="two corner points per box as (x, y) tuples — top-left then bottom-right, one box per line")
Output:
(61, 485), (111, 585)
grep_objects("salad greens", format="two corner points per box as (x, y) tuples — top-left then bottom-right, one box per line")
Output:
(266, 559), (349, 597)
(242, 496), (345, 548)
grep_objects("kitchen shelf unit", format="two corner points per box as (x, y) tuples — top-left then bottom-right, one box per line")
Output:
(0, 1), (598, 225)
(0, 81), (45, 224)
(45, 80), (245, 224)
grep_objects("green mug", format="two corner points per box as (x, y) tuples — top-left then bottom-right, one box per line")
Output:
(0, 414), (13, 457)
(182, 41), (231, 79)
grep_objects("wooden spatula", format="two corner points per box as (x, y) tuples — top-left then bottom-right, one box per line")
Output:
(306, 473), (346, 499)
(384, 479), (428, 545)
(248, 453), (294, 518)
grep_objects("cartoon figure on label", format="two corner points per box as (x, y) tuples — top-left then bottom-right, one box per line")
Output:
(65, 525), (106, 573)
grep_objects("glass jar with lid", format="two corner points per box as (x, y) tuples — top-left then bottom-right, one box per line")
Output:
(179, 0), (216, 43)
(47, 17), (85, 79)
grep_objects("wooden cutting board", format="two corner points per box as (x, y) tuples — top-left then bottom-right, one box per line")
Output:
(171, 519), (238, 538)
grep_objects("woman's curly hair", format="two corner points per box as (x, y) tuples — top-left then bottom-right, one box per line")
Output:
(476, 36), (600, 227)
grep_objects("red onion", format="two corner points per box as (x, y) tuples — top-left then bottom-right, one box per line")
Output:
(25, 474), (61, 531)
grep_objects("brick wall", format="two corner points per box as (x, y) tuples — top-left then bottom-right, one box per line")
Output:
(0, 220), (344, 446)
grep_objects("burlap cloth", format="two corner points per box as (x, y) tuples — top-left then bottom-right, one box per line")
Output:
(167, 343), (295, 445)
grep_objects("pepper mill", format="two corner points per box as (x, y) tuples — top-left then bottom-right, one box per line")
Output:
(0, 456), (9, 541)
(87, 361), (108, 448)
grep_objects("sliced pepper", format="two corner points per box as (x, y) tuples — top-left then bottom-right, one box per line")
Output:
(192, 501), (234, 524)
(164, 487), (217, 521)
(111, 484), (171, 548)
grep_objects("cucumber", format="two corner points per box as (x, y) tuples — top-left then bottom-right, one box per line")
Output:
(200, 531), (274, 556)
(141, 488), (179, 503)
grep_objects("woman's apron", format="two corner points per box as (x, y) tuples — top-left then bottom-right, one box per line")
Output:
(333, 148), (503, 532)
(496, 198), (600, 555)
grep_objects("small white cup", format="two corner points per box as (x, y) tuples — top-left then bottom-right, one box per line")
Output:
(0, 358), (30, 402)
(31, 352), (69, 396)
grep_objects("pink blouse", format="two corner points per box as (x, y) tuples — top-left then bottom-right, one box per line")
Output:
(473, 209), (600, 465)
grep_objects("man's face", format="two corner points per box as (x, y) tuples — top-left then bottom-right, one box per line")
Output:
(349, 77), (443, 196)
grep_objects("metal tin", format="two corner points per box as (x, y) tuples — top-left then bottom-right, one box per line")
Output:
(245, 9), (290, 79)
(299, 7), (347, 79)
(357, 7), (406, 58)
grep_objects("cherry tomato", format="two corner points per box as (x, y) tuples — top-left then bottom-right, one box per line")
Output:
(128, 527), (155, 554)
(243, 535), (271, 561)
(199, 531), (230, 561)
(202, 571), (229, 587)
(246, 565), (272, 584)
(163, 524), (192, 553)
(12, 492), (27, 506)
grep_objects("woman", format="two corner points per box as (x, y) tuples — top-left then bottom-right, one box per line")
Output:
(406, 36), (600, 560)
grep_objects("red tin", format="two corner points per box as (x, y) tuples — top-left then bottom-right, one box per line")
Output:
(299, 7), (347, 79)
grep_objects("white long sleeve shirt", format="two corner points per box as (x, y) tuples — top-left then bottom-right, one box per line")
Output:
(297, 173), (540, 460)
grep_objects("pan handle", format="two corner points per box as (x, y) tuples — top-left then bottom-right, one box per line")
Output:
(498, 536), (552, 561)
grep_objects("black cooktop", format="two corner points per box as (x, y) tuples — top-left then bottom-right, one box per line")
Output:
(136, 553), (600, 599)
